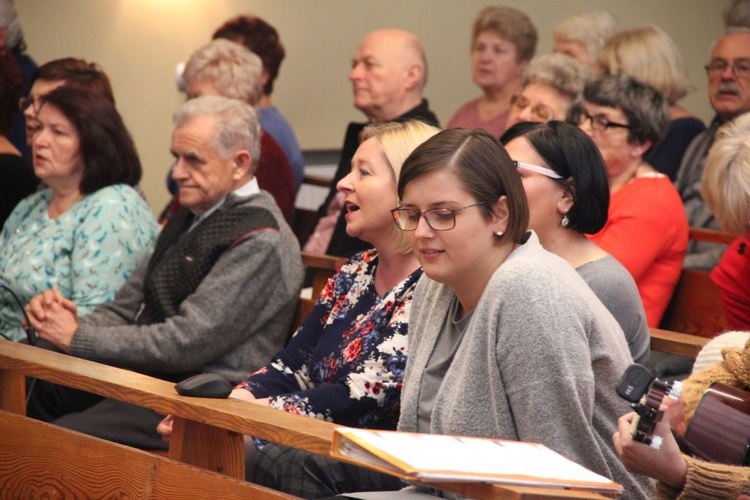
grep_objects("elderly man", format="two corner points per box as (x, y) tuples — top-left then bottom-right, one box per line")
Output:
(25, 95), (303, 450)
(305, 29), (439, 258)
(162, 38), (296, 225)
(676, 28), (750, 269)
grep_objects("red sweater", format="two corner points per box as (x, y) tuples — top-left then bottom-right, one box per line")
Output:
(588, 174), (688, 327)
(711, 234), (750, 330)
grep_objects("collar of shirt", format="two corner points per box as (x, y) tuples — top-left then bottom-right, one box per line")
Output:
(189, 177), (260, 232)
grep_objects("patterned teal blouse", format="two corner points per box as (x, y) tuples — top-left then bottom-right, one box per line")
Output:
(0, 184), (158, 342)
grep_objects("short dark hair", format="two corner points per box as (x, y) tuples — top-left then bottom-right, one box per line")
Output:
(501, 121), (610, 235)
(0, 50), (23, 134)
(213, 15), (285, 95)
(583, 74), (669, 146)
(33, 57), (115, 104)
(398, 128), (529, 244)
(39, 86), (141, 193)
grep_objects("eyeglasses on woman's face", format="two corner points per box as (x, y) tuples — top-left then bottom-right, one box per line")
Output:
(510, 94), (555, 123)
(579, 111), (631, 133)
(390, 203), (486, 231)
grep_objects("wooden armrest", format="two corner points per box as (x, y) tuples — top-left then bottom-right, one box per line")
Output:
(0, 342), (335, 458)
(301, 174), (332, 188)
(688, 227), (736, 245)
(649, 328), (710, 359)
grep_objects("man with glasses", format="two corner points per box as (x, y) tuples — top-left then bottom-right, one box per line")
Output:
(676, 28), (750, 269)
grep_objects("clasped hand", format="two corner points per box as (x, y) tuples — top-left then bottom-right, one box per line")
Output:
(25, 286), (79, 351)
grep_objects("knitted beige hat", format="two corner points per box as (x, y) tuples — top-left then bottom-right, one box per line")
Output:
(693, 331), (750, 374)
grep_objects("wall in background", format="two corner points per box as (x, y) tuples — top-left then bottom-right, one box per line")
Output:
(16, 0), (727, 213)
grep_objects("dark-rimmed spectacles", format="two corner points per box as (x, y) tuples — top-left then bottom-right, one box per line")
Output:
(390, 203), (485, 232)
(705, 58), (750, 80)
(580, 111), (630, 132)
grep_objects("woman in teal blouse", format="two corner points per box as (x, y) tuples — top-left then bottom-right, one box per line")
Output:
(0, 86), (157, 342)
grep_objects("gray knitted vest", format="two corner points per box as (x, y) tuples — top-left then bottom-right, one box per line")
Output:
(137, 205), (278, 325)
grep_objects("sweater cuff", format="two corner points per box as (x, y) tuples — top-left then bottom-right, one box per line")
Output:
(659, 455), (750, 499)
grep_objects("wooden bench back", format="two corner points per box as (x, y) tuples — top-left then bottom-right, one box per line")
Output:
(659, 228), (736, 338)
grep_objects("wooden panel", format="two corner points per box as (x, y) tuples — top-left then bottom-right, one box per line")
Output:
(0, 341), (335, 457)
(649, 328), (710, 359)
(660, 269), (728, 338)
(0, 410), (296, 500)
(688, 227), (736, 245)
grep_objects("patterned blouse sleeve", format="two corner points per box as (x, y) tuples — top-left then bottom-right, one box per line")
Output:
(69, 185), (158, 315)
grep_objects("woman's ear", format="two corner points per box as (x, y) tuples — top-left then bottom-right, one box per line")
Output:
(557, 180), (575, 216)
(492, 195), (510, 232)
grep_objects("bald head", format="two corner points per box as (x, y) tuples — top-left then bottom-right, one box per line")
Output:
(349, 29), (427, 121)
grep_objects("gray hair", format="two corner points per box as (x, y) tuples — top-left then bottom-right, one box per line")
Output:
(553, 10), (619, 63)
(173, 95), (261, 172)
(522, 53), (593, 121)
(725, 0), (750, 28)
(583, 74), (669, 146)
(183, 39), (263, 107)
(0, 0), (23, 50)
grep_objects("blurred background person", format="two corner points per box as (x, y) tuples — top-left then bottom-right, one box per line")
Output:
(0, 86), (157, 342)
(553, 10), (619, 73)
(599, 24), (706, 180)
(306, 29), (438, 259)
(725, 0), (750, 28)
(0, 0), (36, 161)
(446, 5), (537, 137)
(702, 113), (750, 330)
(580, 75), (688, 328)
(213, 14), (304, 191)
(163, 39), (295, 225)
(501, 121), (649, 365)
(0, 49), (37, 229)
(505, 52), (592, 129)
(21, 57), (116, 163)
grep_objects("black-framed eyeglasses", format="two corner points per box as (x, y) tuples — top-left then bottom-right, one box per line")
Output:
(580, 111), (631, 132)
(705, 58), (750, 80)
(510, 94), (555, 122)
(19, 96), (38, 113)
(390, 203), (486, 232)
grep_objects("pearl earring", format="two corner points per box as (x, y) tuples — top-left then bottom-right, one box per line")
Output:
(561, 214), (570, 228)
(495, 230), (504, 237)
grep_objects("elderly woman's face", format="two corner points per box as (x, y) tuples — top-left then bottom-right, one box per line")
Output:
(471, 30), (526, 94)
(507, 82), (573, 128)
(579, 102), (634, 181)
(32, 103), (83, 186)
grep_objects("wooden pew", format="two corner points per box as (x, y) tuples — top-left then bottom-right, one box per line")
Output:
(659, 228), (736, 337)
(0, 341), (609, 499)
(649, 327), (709, 359)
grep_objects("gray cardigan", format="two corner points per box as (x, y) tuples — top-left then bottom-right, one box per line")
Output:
(70, 191), (303, 383)
(399, 233), (653, 499)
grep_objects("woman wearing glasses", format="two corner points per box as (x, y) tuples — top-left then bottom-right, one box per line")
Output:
(505, 53), (593, 129)
(580, 75), (688, 329)
(501, 120), (649, 365)
(391, 128), (653, 498)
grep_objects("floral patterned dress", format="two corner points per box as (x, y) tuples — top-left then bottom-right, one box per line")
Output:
(239, 249), (422, 430)
(0, 185), (158, 342)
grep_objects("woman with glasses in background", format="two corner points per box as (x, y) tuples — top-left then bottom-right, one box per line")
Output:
(501, 120), (650, 365)
(390, 128), (653, 499)
(580, 75), (688, 329)
(505, 52), (593, 130)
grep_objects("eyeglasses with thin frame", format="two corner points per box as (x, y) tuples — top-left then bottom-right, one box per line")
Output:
(390, 203), (486, 232)
(580, 111), (631, 132)
(510, 94), (555, 122)
(513, 160), (563, 179)
(705, 58), (750, 80)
